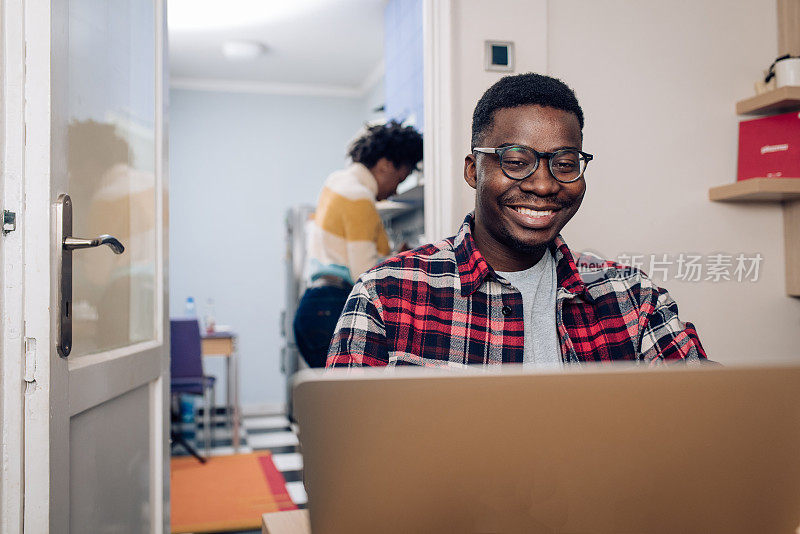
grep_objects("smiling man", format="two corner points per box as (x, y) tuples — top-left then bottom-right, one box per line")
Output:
(326, 73), (707, 368)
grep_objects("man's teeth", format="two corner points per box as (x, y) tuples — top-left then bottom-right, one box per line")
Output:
(514, 207), (553, 218)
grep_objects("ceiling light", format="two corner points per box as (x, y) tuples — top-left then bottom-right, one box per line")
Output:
(222, 40), (267, 61)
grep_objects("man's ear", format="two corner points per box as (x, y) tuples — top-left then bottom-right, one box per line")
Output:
(372, 157), (390, 176)
(464, 154), (477, 189)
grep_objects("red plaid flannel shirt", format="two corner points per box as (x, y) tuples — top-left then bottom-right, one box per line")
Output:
(326, 214), (708, 367)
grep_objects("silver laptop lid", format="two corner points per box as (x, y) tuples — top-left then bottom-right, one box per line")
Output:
(294, 364), (800, 534)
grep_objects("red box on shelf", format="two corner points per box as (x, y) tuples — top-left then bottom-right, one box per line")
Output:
(737, 110), (800, 181)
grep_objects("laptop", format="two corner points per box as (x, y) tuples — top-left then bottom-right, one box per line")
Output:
(292, 363), (800, 534)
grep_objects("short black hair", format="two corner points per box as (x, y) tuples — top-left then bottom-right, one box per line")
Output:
(471, 73), (584, 149)
(348, 120), (423, 170)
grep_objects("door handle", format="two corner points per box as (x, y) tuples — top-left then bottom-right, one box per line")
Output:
(55, 194), (126, 357)
(64, 235), (125, 254)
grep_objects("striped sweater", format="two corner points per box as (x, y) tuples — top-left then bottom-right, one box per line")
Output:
(306, 163), (390, 284)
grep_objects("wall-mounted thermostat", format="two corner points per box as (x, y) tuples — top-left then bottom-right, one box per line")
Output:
(485, 40), (514, 72)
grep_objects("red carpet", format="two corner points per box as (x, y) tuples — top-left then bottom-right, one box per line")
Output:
(171, 452), (298, 533)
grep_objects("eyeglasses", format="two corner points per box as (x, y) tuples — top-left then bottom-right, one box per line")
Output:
(472, 145), (594, 183)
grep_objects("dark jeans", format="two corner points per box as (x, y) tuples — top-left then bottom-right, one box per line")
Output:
(293, 285), (351, 368)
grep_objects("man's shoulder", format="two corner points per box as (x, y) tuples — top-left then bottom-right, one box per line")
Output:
(360, 237), (459, 283)
(323, 167), (374, 201)
(572, 251), (659, 300)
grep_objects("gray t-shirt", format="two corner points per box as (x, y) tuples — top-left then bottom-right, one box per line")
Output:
(495, 250), (562, 368)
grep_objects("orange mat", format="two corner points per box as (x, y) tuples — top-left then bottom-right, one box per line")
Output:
(171, 452), (298, 533)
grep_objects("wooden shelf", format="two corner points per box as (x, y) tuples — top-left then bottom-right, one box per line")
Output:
(709, 179), (800, 297)
(736, 86), (800, 115)
(725, 2), (800, 297)
(708, 178), (800, 202)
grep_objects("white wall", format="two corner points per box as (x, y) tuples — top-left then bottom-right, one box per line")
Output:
(442, 0), (800, 363)
(169, 88), (368, 407)
(362, 76), (386, 124)
(445, 0), (549, 236)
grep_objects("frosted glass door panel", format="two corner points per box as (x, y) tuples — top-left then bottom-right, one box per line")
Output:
(67, 0), (157, 357)
(69, 385), (151, 533)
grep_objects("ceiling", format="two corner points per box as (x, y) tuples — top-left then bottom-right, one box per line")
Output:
(168, 0), (386, 94)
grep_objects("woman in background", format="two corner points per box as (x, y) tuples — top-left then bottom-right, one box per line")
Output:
(293, 121), (423, 367)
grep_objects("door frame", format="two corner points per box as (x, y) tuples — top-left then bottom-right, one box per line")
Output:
(422, 0), (455, 242)
(1, 0), (27, 532)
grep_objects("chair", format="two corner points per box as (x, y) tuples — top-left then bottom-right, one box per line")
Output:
(170, 318), (216, 462)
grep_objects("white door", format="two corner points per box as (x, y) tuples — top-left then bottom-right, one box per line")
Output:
(2, 0), (169, 532)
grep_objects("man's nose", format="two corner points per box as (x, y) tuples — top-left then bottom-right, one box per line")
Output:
(518, 160), (560, 196)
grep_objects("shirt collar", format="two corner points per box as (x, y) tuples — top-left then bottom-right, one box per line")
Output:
(454, 213), (589, 298)
(349, 162), (378, 198)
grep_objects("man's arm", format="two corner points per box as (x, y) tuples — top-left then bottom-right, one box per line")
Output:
(325, 280), (390, 368)
(342, 202), (391, 281)
(639, 282), (709, 363)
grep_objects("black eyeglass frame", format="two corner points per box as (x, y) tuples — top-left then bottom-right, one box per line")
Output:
(472, 145), (594, 183)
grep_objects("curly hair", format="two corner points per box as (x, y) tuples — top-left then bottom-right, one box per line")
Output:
(348, 120), (423, 170)
(471, 73), (584, 149)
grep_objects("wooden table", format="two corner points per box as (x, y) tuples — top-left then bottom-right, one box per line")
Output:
(261, 508), (800, 534)
(262, 510), (310, 534)
(201, 331), (241, 451)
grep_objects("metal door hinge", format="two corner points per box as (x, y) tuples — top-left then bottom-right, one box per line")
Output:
(3, 210), (16, 234)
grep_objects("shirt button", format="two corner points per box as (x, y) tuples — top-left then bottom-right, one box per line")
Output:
(501, 305), (512, 316)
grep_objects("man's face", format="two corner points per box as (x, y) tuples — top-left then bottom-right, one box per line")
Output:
(464, 105), (585, 271)
(375, 159), (412, 201)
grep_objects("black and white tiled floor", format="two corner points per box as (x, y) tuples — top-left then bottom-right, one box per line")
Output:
(172, 410), (307, 512)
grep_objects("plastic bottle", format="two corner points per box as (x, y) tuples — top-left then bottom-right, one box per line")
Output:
(204, 298), (216, 334)
(185, 296), (196, 317)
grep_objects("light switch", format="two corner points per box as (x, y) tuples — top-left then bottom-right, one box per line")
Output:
(485, 40), (514, 72)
